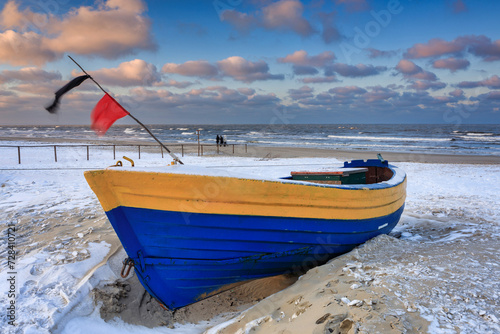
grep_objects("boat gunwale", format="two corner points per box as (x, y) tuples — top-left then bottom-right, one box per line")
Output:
(94, 163), (406, 191)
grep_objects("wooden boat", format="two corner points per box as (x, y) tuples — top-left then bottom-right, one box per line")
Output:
(84, 158), (406, 310)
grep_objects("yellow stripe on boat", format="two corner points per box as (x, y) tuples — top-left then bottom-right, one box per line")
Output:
(85, 167), (406, 220)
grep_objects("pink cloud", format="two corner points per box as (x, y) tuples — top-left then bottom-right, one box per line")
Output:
(164, 79), (196, 89)
(222, 0), (315, 37)
(404, 35), (500, 62)
(85, 59), (162, 87)
(396, 59), (437, 81)
(408, 80), (446, 91)
(288, 85), (314, 100)
(449, 89), (464, 98)
(328, 86), (367, 96)
(278, 50), (335, 67)
(0, 67), (60, 84)
(217, 56), (284, 83)
(162, 60), (218, 77)
(0, 31), (58, 66)
(432, 57), (470, 72)
(458, 75), (500, 89)
(0, 0), (156, 66)
(261, 0), (315, 36)
(468, 38), (500, 62)
(404, 38), (464, 59)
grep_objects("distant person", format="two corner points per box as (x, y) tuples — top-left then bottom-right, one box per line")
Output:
(216, 135), (220, 146)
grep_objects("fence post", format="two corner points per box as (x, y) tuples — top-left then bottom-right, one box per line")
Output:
(113, 145), (116, 160)
(87, 146), (89, 160)
(232, 144), (234, 154)
(17, 146), (21, 164)
(138, 145), (141, 159)
(54, 145), (57, 162)
(160, 145), (163, 158)
(201, 145), (203, 156)
(182, 144), (184, 157)
(245, 144), (247, 153)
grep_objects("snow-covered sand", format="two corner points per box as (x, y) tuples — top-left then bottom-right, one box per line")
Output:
(1, 142), (499, 333)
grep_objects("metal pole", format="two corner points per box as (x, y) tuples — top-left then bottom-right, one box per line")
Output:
(232, 144), (234, 154)
(201, 145), (203, 156)
(196, 130), (201, 156)
(67, 55), (183, 165)
(138, 145), (141, 159)
(54, 145), (57, 162)
(87, 145), (89, 160)
(160, 145), (164, 158)
(245, 144), (247, 153)
(113, 145), (116, 160)
(17, 146), (21, 164)
(181, 144), (184, 157)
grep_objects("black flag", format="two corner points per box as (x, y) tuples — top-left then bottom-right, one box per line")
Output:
(45, 75), (91, 113)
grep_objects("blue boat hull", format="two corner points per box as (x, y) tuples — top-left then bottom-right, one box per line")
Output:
(105, 204), (404, 309)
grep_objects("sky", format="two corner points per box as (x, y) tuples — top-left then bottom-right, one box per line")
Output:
(0, 0), (500, 125)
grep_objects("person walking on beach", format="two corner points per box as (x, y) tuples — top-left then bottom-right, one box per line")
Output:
(216, 135), (220, 146)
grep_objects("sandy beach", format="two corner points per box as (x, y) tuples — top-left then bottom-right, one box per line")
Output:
(1, 138), (499, 333)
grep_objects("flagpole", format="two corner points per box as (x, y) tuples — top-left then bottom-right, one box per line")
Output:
(68, 56), (183, 165)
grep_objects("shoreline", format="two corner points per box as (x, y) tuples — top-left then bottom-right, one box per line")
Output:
(2, 136), (500, 164)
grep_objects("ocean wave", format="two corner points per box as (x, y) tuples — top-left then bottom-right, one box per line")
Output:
(326, 135), (450, 142)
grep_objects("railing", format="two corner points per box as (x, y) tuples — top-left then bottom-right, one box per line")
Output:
(0, 143), (248, 164)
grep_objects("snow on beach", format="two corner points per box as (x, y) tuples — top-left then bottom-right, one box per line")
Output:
(0, 141), (499, 333)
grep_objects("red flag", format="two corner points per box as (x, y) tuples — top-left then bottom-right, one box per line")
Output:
(91, 93), (129, 135)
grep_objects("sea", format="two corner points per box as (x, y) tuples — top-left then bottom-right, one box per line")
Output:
(0, 123), (499, 156)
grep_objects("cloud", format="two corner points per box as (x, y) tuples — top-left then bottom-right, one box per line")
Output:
(162, 60), (218, 77)
(452, 0), (467, 13)
(362, 85), (398, 103)
(395, 59), (438, 81)
(334, 0), (370, 12)
(0, 67), (61, 84)
(457, 75), (500, 89)
(222, 0), (316, 38)
(326, 63), (387, 78)
(408, 80), (446, 91)
(0, 31), (58, 66)
(328, 86), (367, 96)
(318, 11), (341, 44)
(404, 35), (500, 62)
(366, 48), (398, 59)
(85, 59), (162, 87)
(468, 37), (500, 62)
(164, 79), (197, 89)
(288, 86), (314, 100)
(162, 56), (283, 83)
(221, 10), (257, 32)
(0, 0), (156, 66)
(292, 65), (319, 76)
(261, 0), (315, 36)
(217, 56), (284, 83)
(404, 38), (465, 59)
(432, 57), (470, 72)
(449, 89), (464, 98)
(278, 50), (335, 67)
